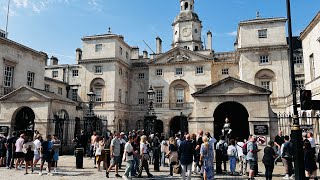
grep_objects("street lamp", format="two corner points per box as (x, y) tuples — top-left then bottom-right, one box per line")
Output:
(286, 0), (305, 179)
(144, 85), (157, 135)
(87, 89), (96, 134)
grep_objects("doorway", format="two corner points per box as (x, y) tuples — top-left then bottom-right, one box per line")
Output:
(13, 107), (35, 136)
(169, 115), (188, 137)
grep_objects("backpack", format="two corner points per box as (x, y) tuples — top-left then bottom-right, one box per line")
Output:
(218, 142), (227, 155)
(242, 143), (248, 155)
(282, 142), (293, 158)
(227, 146), (237, 156)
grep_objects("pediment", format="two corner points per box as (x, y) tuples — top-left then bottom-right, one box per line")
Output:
(0, 86), (50, 102)
(149, 47), (211, 64)
(192, 77), (271, 97)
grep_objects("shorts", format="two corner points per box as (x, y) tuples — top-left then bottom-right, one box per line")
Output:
(0, 150), (6, 157)
(41, 156), (52, 164)
(248, 160), (257, 170)
(53, 152), (59, 161)
(16, 152), (25, 159)
(34, 154), (40, 160)
(111, 156), (121, 165)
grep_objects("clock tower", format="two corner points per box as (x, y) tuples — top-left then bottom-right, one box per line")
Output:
(172, 0), (203, 51)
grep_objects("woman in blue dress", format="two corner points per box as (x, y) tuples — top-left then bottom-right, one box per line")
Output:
(200, 136), (214, 180)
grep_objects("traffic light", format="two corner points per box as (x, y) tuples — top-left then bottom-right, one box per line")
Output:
(300, 90), (312, 110)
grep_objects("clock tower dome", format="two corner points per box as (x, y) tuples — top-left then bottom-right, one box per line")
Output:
(172, 0), (203, 51)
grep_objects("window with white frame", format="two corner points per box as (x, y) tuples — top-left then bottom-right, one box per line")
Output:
(156, 69), (163, 76)
(293, 54), (303, 64)
(260, 81), (271, 90)
(52, 70), (58, 78)
(71, 89), (78, 101)
(95, 44), (102, 52)
(310, 54), (315, 80)
(45, 84), (50, 92)
(119, 89), (122, 103)
(138, 92), (144, 104)
(27, 71), (35, 87)
(295, 80), (305, 89)
(260, 55), (269, 64)
(175, 88), (184, 107)
(138, 73), (145, 79)
(72, 70), (79, 77)
(58, 87), (62, 95)
(222, 68), (229, 75)
(4, 65), (14, 87)
(119, 68), (123, 76)
(95, 88), (102, 102)
(95, 66), (102, 74)
(155, 89), (163, 107)
(196, 66), (204, 74)
(175, 68), (183, 75)
(258, 29), (267, 38)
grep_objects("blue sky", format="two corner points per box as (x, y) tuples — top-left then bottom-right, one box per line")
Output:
(0, 0), (319, 64)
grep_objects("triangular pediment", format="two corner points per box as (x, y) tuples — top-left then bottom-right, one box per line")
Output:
(149, 47), (212, 64)
(0, 86), (50, 102)
(192, 77), (272, 97)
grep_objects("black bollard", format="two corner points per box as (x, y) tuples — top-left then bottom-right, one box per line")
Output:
(75, 148), (84, 169)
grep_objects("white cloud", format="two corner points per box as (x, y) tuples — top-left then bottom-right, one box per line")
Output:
(13, 0), (29, 8)
(32, 4), (40, 13)
(88, 0), (103, 12)
(227, 31), (237, 36)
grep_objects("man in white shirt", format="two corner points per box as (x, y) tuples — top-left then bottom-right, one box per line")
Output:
(33, 134), (42, 168)
(122, 135), (134, 180)
(235, 137), (245, 175)
(15, 134), (25, 170)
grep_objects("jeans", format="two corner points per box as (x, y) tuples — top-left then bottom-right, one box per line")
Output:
(6, 150), (12, 167)
(181, 163), (192, 180)
(264, 164), (274, 180)
(161, 152), (166, 166)
(229, 156), (237, 173)
(282, 158), (293, 176)
(90, 145), (94, 158)
(131, 156), (139, 176)
(124, 160), (134, 177)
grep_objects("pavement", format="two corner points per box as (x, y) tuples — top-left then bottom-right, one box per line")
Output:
(0, 155), (294, 180)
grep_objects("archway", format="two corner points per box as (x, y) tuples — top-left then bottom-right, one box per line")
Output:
(213, 101), (249, 141)
(13, 107), (35, 136)
(154, 120), (164, 134)
(169, 115), (188, 137)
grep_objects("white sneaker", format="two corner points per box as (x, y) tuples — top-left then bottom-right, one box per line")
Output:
(39, 172), (43, 176)
(290, 174), (294, 179)
(283, 174), (290, 179)
(122, 175), (128, 180)
(53, 168), (57, 172)
(47, 172), (53, 176)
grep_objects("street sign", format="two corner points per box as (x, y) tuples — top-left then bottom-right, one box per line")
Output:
(257, 136), (266, 145)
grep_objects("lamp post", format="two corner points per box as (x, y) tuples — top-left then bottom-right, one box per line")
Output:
(144, 85), (156, 135)
(87, 89), (96, 135)
(286, 0), (305, 179)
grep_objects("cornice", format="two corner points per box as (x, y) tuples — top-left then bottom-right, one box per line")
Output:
(300, 11), (320, 40)
(149, 60), (213, 66)
(78, 58), (131, 68)
(237, 45), (288, 52)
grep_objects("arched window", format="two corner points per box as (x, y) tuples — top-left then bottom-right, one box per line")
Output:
(90, 78), (105, 102)
(255, 69), (275, 91)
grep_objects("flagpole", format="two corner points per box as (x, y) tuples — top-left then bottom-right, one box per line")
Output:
(5, 0), (11, 38)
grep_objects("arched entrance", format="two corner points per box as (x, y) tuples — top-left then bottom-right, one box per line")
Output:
(213, 101), (249, 141)
(169, 115), (188, 137)
(13, 107), (35, 136)
(154, 120), (164, 134)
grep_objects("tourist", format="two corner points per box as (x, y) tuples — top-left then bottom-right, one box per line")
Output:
(200, 136), (214, 180)
(167, 137), (178, 177)
(179, 134), (195, 180)
(307, 132), (316, 155)
(106, 133), (121, 178)
(227, 139), (238, 175)
(235, 137), (245, 175)
(39, 134), (53, 176)
(15, 133), (25, 170)
(119, 132), (126, 169)
(131, 134), (140, 176)
(122, 135), (134, 180)
(216, 135), (228, 174)
(0, 133), (7, 167)
(33, 134), (42, 168)
(191, 133), (197, 174)
(22, 136), (35, 175)
(5, 131), (17, 169)
(281, 135), (293, 179)
(195, 130), (204, 175)
(152, 133), (160, 171)
(274, 130), (285, 164)
(136, 135), (153, 178)
(246, 136), (260, 180)
(52, 134), (61, 172)
(103, 135), (112, 170)
(262, 141), (276, 180)
(160, 135), (168, 167)
(304, 141), (318, 180)
(90, 131), (97, 160)
(95, 136), (105, 172)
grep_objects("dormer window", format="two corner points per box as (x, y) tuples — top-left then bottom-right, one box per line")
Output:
(258, 29), (267, 38)
(184, 2), (188, 10)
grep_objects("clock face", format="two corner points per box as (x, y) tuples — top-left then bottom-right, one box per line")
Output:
(182, 27), (191, 37)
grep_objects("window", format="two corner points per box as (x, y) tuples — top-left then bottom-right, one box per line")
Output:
(4, 65), (14, 87)
(196, 66), (204, 74)
(260, 55), (269, 64)
(258, 29), (267, 38)
(119, 89), (122, 103)
(119, 47), (123, 55)
(52, 70), (58, 78)
(119, 68), (123, 76)
(138, 73), (145, 79)
(126, 52), (129, 59)
(125, 91), (128, 104)
(222, 68), (229, 75)
(27, 71), (35, 87)
(260, 81), (270, 90)
(45, 84), (50, 92)
(175, 68), (183, 75)
(309, 54), (315, 80)
(156, 69), (163, 76)
(295, 80), (305, 90)
(293, 55), (303, 64)
(195, 29), (198, 33)
(155, 89), (163, 108)
(71, 89), (78, 101)
(138, 92), (144, 104)
(176, 89), (184, 107)
(194, 46), (199, 51)
(72, 70), (79, 77)
(95, 44), (102, 52)
(95, 88), (102, 102)
(58, 87), (62, 95)
(95, 66), (102, 74)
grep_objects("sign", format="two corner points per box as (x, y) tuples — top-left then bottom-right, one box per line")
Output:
(254, 125), (269, 135)
(0, 126), (9, 136)
(257, 136), (266, 145)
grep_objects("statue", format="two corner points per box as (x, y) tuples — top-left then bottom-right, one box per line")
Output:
(221, 117), (232, 144)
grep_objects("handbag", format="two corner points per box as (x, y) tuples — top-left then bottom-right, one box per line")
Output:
(173, 162), (182, 174)
(169, 151), (178, 163)
(143, 154), (150, 161)
(95, 148), (102, 156)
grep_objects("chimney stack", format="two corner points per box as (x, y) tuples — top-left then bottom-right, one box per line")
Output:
(131, 46), (139, 60)
(143, 50), (148, 58)
(156, 37), (162, 54)
(207, 31), (212, 51)
(50, 56), (58, 65)
(76, 48), (82, 62)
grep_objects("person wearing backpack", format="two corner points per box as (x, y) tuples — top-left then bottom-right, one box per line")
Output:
(281, 135), (294, 179)
(215, 135), (227, 174)
(227, 139), (238, 175)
